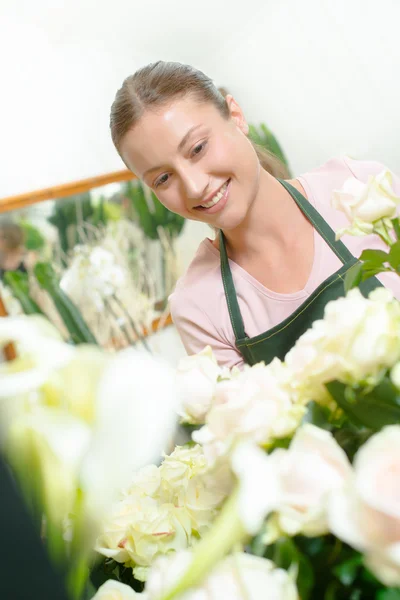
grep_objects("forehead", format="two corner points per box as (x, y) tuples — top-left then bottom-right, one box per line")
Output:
(120, 97), (222, 176)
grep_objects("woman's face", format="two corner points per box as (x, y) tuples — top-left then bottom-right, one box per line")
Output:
(120, 94), (261, 231)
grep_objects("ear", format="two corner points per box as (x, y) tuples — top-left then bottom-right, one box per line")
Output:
(225, 94), (249, 135)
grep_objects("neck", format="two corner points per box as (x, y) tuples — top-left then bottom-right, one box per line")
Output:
(221, 170), (303, 260)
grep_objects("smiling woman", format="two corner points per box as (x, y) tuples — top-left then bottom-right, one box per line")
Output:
(110, 61), (400, 370)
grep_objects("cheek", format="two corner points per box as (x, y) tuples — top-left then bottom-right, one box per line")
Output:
(155, 188), (188, 216)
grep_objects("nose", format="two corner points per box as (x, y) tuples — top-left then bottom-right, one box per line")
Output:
(180, 167), (209, 205)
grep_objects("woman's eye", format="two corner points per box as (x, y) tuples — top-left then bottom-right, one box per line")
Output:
(191, 140), (207, 157)
(155, 174), (169, 188)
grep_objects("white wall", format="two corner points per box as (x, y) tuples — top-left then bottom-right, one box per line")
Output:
(207, 0), (400, 176)
(2, 0), (399, 194)
(0, 0), (261, 198)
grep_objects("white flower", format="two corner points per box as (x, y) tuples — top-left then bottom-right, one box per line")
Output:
(97, 493), (192, 580)
(124, 465), (161, 498)
(193, 361), (304, 462)
(78, 348), (179, 520)
(0, 315), (73, 398)
(231, 442), (281, 535)
(286, 288), (400, 402)
(91, 579), (144, 599)
(328, 425), (400, 586)
(270, 424), (352, 537)
(332, 169), (400, 238)
(176, 346), (222, 424)
(60, 245), (127, 311)
(231, 425), (352, 539)
(159, 445), (232, 533)
(5, 340), (179, 530)
(145, 551), (298, 600)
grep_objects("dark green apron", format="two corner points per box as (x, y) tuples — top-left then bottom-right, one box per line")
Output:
(220, 179), (383, 366)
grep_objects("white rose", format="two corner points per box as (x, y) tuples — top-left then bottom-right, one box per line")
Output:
(96, 492), (159, 564)
(193, 361), (304, 462)
(269, 424), (352, 537)
(328, 425), (400, 586)
(145, 551), (298, 600)
(332, 169), (400, 238)
(159, 445), (232, 534)
(176, 346), (222, 424)
(286, 288), (400, 402)
(91, 579), (144, 599)
(123, 465), (161, 498)
(96, 491), (192, 578)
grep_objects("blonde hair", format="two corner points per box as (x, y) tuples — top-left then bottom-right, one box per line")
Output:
(110, 61), (289, 178)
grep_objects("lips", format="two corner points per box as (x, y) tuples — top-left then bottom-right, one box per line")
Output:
(194, 179), (231, 213)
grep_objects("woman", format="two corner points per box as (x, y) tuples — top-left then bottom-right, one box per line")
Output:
(0, 221), (27, 281)
(110, 61), (400, 369)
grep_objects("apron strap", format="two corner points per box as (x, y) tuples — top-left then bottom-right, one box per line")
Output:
(219, 228), (247, 340)
(278, 179), (354, 264)
(220, 178), (356, 343)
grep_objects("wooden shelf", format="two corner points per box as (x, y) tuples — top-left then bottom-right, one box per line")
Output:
(0, 169), (136, 214)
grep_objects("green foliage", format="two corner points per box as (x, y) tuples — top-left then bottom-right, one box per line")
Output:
(48, 192), (118, 261)
(326, 376), (400, 430)
(3, 271), (43, 315)
(346, 233), (400, 291)
(33, 262), (98, 345)
(90, 558), (144, 594)
(248, 123), (291, 176)
(301, 400), (335, 431)
(19, 220), (46, 250)
(260, 534), (398, 600)
(123, 180), (185, 240)
(376, 589), (400, 600)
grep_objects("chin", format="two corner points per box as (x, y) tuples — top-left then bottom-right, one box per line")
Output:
(215, 202), (250, 232)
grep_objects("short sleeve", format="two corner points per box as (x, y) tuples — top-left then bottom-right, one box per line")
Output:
(169, 289), (245, 369)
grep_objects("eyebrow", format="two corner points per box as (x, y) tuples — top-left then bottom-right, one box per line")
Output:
(142, 124), (203, 180)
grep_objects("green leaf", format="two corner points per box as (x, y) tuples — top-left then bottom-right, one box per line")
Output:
(367, 376), (400, 407)
(359, 249), (389, 267)
(333, 554), (363, 586)
(376, 589), (400, 600)
(361, 266), (387, 280)
(388, 241), (400, 270)
(326, 380), (400, 429)
(344, 262), (363, 292)
(270, 538), (314, 600)
(392, 217), (400, 241)
(34, 262), (98, 345)
(302, 401), (333, 431)
(3, 271), (44, 315)
(19, 221), (46, 251)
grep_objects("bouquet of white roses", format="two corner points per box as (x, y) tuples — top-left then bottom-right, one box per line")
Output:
(90, 167), (400, 600)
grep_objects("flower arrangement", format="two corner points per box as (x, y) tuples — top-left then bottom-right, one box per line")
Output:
(3, 165), (400, 600)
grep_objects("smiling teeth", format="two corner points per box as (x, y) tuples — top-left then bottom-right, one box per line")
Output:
(200, 181), (229, 208)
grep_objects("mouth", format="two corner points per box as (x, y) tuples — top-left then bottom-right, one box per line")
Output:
(194, 179), (231, 215)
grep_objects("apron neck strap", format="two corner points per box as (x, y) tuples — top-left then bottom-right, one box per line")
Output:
(220, 178), (355, 343)
(277, 179), (354, 263)
(219, 228), (247, 340)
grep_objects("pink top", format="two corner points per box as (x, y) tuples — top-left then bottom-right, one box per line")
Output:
(169, 156), (400, 369)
